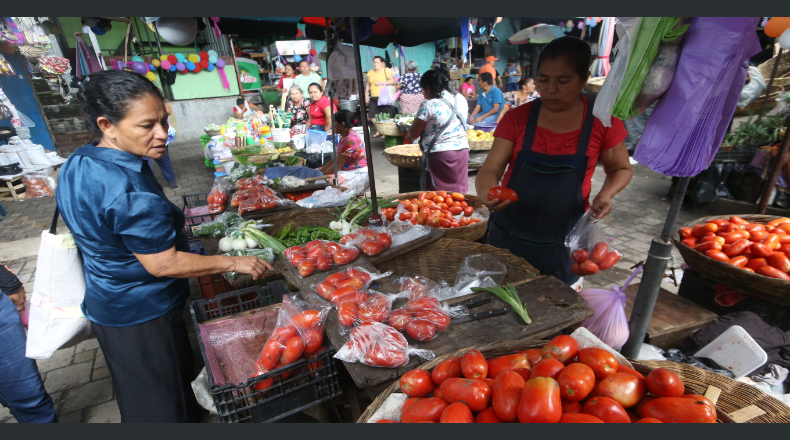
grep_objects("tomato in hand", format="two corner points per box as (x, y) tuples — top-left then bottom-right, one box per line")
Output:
(400, 369), (435, 397)
(577, 347), (618, 379)
(487, 186), (519, 203)
(461, 350), (488, 379)
(645, 368), (685, 398)
(492, 370), (525, 422)
(432, 356), (463, 386)
(541, 335), (579, 364)
(557, 363), (596, 402)
(517, 377), (562, 423)
(597, 372), (646, 408)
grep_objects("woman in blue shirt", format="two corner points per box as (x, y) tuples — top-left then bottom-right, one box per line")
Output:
(56, 70), (271, 423)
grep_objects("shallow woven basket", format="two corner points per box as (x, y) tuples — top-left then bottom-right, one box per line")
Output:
(390, 191), (489, 241)
(384, 145), (422, 170)
(374, 121), (403, 137)
(374, 238), (539, 284)
(205, 129), (222, 136)
(757, 52), (790, 84)
(735, 91), (781, 116)
(673, 214), (790, 305)
(358, 339), (790, 423)
(468, 140), (493, 151)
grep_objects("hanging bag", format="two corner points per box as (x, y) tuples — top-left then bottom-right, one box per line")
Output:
(26, 207), (94, 359)
(377, 69), (399, 106)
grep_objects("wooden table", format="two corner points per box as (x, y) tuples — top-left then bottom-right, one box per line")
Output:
(327, 275), (594, 389)
(624, 283), (718, 349)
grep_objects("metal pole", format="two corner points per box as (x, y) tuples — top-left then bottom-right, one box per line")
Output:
(621, 176), (691, 359)
(757, 48), (783, 125)
(152, 20), (173, 100)
(757, 115), (790, 214)
(326, 18), (339, 186)
(140, 18), (157, 61)
(350, 17), (379, 217)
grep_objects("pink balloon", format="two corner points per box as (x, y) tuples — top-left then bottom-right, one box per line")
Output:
(160, 60), (172, 70)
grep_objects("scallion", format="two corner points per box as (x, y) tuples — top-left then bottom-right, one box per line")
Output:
(471, 283), (532, 325)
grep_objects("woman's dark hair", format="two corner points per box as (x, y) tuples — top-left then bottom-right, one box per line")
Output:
(537, 36), (591, 80)
(78, 69), (163, 141)
(285, 62), (297, 72)
(508, 56), (517, 64)
(419, 69), (451, 99)
(334, 109), (355, 128)
(236, 97), (244, 105)
(479, 72), (494, 86)
(373, 56), (385, 64)
(299, 59), (310, 67)
(308, 82), (323, 93)
(518, 76), (534, 87)
(465, 77), (474, 83)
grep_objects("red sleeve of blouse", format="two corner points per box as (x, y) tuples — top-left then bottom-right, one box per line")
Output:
(602, 116), (629, 152)
(494, 102), (531, 144)
(278, 77), (284, 89)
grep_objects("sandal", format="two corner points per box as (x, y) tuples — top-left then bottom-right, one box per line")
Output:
(372, 133), (382, 138)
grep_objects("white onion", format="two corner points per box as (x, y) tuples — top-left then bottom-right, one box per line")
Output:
(245, 237), (258, 248)
(232, 238), (248, 250)
(218, 237), (233, 253)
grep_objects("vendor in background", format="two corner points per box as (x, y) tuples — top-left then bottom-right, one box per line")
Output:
(477, 37), (632, 288)
(320, 110), (368, 182)
(292, 60), (324, 97)
(285, 85), (310, 128)
(504, 57), (522, 92)
(57, 70), (271, 422)
(396, 60), (424, 116)
(460, 77), (477, 98)
(365, 56), (397, 138)
(276, 62), (298, 94)
(408, 70), (470, 193)
(496, 77), (540, 124)
(233, 96), (261, 119)
(307, 83), (337, 134)
(469, 72), (504, 123)
(478, 55), (498, 84)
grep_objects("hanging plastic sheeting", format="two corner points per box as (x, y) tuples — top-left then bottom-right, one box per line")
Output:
(593, 17), (643, 127)
(590, 17), (615, 77)
(74, 34), (101, 77)
(633, 17), (762, 177)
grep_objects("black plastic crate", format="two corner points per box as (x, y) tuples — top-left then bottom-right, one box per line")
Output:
(190, 282), (341, 423)
(712, 144), (761, 163)
(398, 166), (422, 193)
(188, 239), (207, 256)
(182, 192), (219, 237)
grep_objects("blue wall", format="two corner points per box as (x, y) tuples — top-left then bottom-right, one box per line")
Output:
(310, 40), (436, 76)
(0, 52), (55, 150)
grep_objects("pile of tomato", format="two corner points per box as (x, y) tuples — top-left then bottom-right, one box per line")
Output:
(284, 240), (359, 277)
(341, 227), (393, 256)
(206, 186), (227, 214)
(570, 243), (622, 276)
(395, 191), (482, 229)
(376, 335), (716, 423)
(679, 216), (790, 281)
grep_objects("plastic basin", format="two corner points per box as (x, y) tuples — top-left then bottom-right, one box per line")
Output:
(694, 325), (768, 380)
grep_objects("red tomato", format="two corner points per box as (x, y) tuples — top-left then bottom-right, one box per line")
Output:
(557, 363), (596, 402)
(258, 339), (283, 371)
(402, 397), (422, 413)
(376, 419), (398, 423)
(641, 397), (716, 423)
(681, 394), (717, 415)
(571, 249), (589, 263)
(530, 358), (565, 380)
(541, 335), (579, 364)
(315, 282), (336, 300)
(406, 319), (437, 341)
(336, 277), (364, 290)
(522, 348), (544, 366)
(645, 368), (685, 398)
(597, 372), (646, 408)
(694, 241), (723, 253)
(583, 396), (631, 423)
(636, 417), (663, 423)
(315, 254), (333, 271)
(681, 238), (698, 248)
(400, 369), (435, 397)
(333, 248), (359, 265)
(728, 256), (749, 268)
(751, 230), (770, 242)
(298, 260), (316, 277)
(729, 216), (747, 225)
(292, 311), (321, 329)
(388, 309), (414, 331)
(705, 249), (729, 262)
(439, 378), (491, 412)
(279, 336), (305, 365)
(400, 397), (449, 423)
(725, 239), (751, 257)
(577, 347), (618, 379)
(449, 206), (463, 215)
(324, 272), (348, 287)
(679, 227), (693, 238)
(768, 252), (790, 273)
(590, 242), (609, 264)
(598, 250), (622, 270)
(487, 353), (531, 379)
(337, 302), (359, 328)
(560, 413), (605, 423)
(475, 407), (504, 423)
(561, 399), (583, 413)
(461, 350), (488, 379)
(302, 328), (323, 356)
(517, 377), (562, 423)
(359, 295), (390, 323)
(747, 258), (768, 271)
(439, 402), (474, 423)
(491, 370), (525, 422)
(580, 260), (600, 275)
(758, 265), (790, 280)
(571, 262), (584, 277)
(616, 363), (646, 379)
(413, 309), (450, 331)
(487, 186), (519, 203)
(432, 356), (463, 386)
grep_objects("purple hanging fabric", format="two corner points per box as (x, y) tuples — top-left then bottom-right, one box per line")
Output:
(633, 17), (761, 177)
(75, 34), (102, 76)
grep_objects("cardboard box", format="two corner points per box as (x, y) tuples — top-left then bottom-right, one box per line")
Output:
(449, 69), (460, 80)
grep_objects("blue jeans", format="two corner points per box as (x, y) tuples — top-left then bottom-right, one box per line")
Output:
(144, 150), (176, 183)
(478, 114), (499, 123)
(0, 295), (58, 423)
(506, 83), (519, 92)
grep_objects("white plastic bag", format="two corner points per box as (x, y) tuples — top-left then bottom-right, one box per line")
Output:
(297, 174), (368, 209)
(593, 17), (644, 127)
(577, 265), (643, 350)
(738, 66), (767, 110)
(191, 367), (218, 415)
(452, 254), (508, 298)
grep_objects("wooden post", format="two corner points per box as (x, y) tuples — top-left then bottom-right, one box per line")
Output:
(229, 37), (244, 96)
(756, 48), (783, 125)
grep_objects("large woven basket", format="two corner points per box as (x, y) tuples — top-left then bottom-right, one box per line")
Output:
(374, 238), (540, 284)
(205, 129), (222, 136)
(384, 145), (422, 170)
(390, 191), (489, 241)
(358, 339), (790, 423)
(374, 121), (403, 137)
(673, 214), (790, 306)
(757, 52), (790, 84)
(468, 140), (493, 151)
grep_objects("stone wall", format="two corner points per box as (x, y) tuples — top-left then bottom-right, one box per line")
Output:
(42, 103), (93, 156)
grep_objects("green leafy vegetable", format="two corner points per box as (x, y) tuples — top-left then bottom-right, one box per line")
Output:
(471, 283), (532, 325)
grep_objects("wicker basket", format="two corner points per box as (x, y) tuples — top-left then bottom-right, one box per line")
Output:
(390, 191), (490, 241)
(384, 145), (422, 170)
(468, 140), (493, 151)
(358, 339), (790, 423)
(234, 149), (295, 164)
(673, 214), (790, 306)
(205, 129), (222, 136)
(757, 52), (790, 84)
(374, 121), (404, 137)
(374, 238), (540, 284)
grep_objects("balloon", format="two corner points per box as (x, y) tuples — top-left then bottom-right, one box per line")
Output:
(131, 55), (145, 63)
(169, 64), (177, 72)
(310, 49), (317, 55)
(765, 17), (790, 37)
(584, 18), (592, 26)
(132, 61), (146, 74)
(762, 18), (770, 28)
(207, 49), (218, 58)
(558, 22), (565, 28)
(564, 27), (570, 33)
(167, 55), (178, 64)
(176, 62), (186, 71)
(160, 60), (171, 70)
(146, 71), (157, 81)
(156, 17), (198, 46)
(596, 17), (602, 23)
(193, 65), (202, 74)
(215, 58), (225, 68)
(149, 63), (156, 71)
(293, 54), (302, 62)
(208, 55), (217, 64)
(188, 53), (199, 63)
(199, 51), (209, 60)
(566, 20), (574, 29)
(199, 60), (209, 69)
(160, 55), (168, 61)
(590, 21), (597, 28)
(152, 59), (161, 67)
(577, 21), (584, 30)
(779, 28), (790, 49)
(186, 61), (195, 71)
(176, 53), (186, 63)
(206, 62), (215, 71)
(90, 26), (106, 36)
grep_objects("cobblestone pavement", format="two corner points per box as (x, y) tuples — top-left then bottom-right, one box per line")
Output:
(0, 137), (688, 423)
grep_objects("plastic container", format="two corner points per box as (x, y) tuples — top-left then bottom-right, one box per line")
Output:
(182, 192), (219, 238)
(693, 325), (768, 380)
(473, 122), (497, 132)
(197, 273), (235, 300)
(306, 129), (327, 147)
(190, 282), (341, 423)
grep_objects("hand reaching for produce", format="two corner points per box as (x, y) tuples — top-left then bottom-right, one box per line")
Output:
(231, 256), (272, 280)
(590, 193), (613, 220)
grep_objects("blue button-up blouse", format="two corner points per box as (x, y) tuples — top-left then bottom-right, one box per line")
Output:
(56, 145), (190, 327)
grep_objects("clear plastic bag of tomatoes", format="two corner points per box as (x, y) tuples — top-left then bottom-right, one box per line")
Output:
(253, 293), (331, 389)
(21, 170), (55, 199)
(341, 226), (393, 257)
(284, 240), (361, 277)
(333, 321), (435, 368)
(236, 175), (269, 191)
(312, 266), (393, 302)
(394, 273), (441, 300)
(207, 177), (231, 214)
(238, 194), (292, 215)
(389, 295), (468, 342)
(336, 291), (409, 336)
(565, 210), (622, 277)
(230, 184), (279, 208)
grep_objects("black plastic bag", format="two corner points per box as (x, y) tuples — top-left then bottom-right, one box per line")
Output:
(664, 348), (735, 378)
(688, 163), (736, 204)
